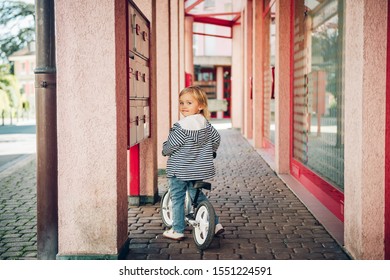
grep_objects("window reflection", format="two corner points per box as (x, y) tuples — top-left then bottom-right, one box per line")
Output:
(293, 0), (344, 190)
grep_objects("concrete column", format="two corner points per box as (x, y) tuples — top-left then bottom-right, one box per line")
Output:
(157, 0), (171, 169)
(184, 16), (194, 79)
(344, 0), (387, 259)
(216, 66), (224, 119)
(231, 19), (243, 129)
(274, 0), (291, 174)
(179, 0), (186, 92)
(56, 0), (128, 259)
(252, 0), (264, 148)
(170, 0), (180, 123)
(244, 0), (253, 139)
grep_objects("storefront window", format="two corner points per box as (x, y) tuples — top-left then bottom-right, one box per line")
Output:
(293, 0), (344, 190)
(194, 65), (217, 99)
(263, 3), (276, 145)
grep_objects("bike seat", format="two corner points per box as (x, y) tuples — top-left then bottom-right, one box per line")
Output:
(193, 181), (211, 190)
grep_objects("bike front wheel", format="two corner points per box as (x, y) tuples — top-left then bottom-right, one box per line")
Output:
(160, 190), (173, 228)
(193, 201), (216, 250)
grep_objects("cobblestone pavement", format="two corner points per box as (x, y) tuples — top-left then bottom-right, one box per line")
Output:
(0, 129), (350, 260)
(0, 157), (37, 260)
(126, 129), (350, 260)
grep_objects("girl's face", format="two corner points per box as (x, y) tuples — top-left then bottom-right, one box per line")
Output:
(179, 92), (203, 117)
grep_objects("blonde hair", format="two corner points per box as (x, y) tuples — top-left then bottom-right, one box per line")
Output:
(179, 86), (211, 120)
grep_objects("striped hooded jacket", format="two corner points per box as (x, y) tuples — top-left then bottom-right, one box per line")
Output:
(162, 114), (220, 181)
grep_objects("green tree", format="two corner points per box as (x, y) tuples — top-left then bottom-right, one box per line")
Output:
(0, 1), (35, 63)
(0, 64), (22, 124)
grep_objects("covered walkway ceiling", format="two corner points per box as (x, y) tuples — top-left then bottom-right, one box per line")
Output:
(185, 0), (243, 28)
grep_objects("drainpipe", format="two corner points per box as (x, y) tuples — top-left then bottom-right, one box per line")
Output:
(34, 0), (58, 260)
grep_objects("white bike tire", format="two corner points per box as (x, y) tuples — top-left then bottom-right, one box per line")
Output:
(160, 190), (173, 228)
(193, 201), (216, 250)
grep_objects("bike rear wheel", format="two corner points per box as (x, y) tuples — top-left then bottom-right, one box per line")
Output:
(193, 201), (216, 250)
(160, 190), (173, 228)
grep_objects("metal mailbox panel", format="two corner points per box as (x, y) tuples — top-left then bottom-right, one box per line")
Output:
(130, 7), (149, 59)
(128, 5), (135, 51)
(130, 55), (149, 99)
(134, 13), (149, 59)
(129, 58), (136, 98)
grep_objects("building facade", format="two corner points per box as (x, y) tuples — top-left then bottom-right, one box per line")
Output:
(48, 0), (389, 259)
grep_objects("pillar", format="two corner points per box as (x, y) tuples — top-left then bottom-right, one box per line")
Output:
(252, 0), (265, 148)
(184, 16), (194, 79)
(244, 0), (253, 139)
(344, 0), (388, 259)
(232, 19), (244, 129)
(55, 0), (128, 259)
(216, 66), (224, 119)
(274, 0), (291, 174)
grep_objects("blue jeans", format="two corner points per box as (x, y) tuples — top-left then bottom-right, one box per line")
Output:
(169, 176), (219, 233)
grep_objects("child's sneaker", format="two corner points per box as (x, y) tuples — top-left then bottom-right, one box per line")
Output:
(163, 229), (185, 240)
(215, 223), (225, 236)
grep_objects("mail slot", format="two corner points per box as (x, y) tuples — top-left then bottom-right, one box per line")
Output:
(129, 4), (149, 59)
(129, 54), (149, 99)
(129, 100), (149, 146)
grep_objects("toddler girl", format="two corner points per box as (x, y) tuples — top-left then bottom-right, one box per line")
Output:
(162, 86), (224, 240)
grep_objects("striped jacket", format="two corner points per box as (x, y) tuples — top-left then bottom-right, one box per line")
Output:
(162, 114), (220, 181)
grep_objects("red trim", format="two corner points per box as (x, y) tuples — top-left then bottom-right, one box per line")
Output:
(193, 16), (235, 27)
(185, 0), (204, 13)
(193, 31), (232, 39)
(232, 14), (241, 23)
(263, 0), (276, 18)
(129, 145), (140, 196)
(291, 159), (344, 221)
(385, 2), (390, 260)
(126, 2), (130, 149)
(189, 12), (240, 18)
(263, 138), (275, 154)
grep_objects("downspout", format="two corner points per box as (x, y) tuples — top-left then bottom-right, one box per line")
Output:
(34, 0), (58, 260)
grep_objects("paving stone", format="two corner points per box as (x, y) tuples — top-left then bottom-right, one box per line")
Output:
(0, 129), (350, 260)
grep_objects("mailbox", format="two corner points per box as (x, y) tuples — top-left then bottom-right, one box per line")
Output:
(128, 1), (150, 148)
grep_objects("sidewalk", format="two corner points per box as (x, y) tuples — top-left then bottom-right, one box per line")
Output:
(0, 128), (350, 260)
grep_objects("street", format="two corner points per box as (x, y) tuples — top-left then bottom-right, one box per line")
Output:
(0, 119), (36, 174)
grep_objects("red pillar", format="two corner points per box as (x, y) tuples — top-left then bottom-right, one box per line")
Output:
(129, 145), (140, 196)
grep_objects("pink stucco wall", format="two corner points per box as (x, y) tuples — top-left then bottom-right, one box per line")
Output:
(274, 0), (291, 174)
(56, 0), (128, 256)
(344, 0), (387, 259)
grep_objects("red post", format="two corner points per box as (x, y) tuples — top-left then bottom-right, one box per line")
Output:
(129, 144), (140, 196)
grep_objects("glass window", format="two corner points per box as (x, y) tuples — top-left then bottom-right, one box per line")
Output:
(293, 0), (344, 190)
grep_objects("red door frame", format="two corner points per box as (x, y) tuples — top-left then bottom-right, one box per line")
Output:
(289, 0), (344, 222)
(385, 1), (390, 260)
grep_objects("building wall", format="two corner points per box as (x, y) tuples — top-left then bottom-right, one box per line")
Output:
(55, 0), (128, 257)
(156, 0), (185, 170)
(9, 55), (36, 118)
(157, 0), (171, 169)
(240, 0), (390, 259)
(344, 0), (388, 259)
(231, 23), (243, 129)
